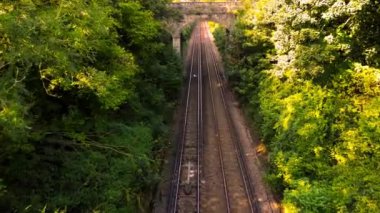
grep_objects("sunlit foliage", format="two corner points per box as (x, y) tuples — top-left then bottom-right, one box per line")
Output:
(213, 0), (380, 212)
(0, 0), (181, 212)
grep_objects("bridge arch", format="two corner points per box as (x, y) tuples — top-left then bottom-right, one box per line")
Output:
(165, 2), (239, 54)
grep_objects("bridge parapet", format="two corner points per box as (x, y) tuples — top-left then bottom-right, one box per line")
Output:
(169, 2), (239, 6)
(169, 2), (239, 14)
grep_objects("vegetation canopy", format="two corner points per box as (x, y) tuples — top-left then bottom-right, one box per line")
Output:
(213, 0), (380, 212)
(0, 0), (181, 212)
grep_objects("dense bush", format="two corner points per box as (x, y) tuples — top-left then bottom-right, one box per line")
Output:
(214, 0), (380, 212)
(0, 0), (181, 212)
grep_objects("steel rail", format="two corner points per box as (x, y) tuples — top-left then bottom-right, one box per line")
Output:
(196, 22), (202, 213)
(204, 23), (257, 213)
(168, 24), (198, 213)
(168, 23), (203, 213)
(201, 22), (232, 213)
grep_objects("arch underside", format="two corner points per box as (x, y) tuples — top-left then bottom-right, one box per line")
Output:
(166, 14), (234, 36)
(164, 13), (235, 54)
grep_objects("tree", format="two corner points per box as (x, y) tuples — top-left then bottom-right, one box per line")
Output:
(0, 0), (181, 211)
(213, 0), (380, 211)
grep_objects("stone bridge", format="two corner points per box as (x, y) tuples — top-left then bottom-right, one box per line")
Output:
(165, 2), (240, 53)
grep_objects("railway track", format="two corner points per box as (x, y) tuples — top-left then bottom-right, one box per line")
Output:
(202, 22), (257, 213)
(168, 22), (257, 213)
(168, 23), (203, 213)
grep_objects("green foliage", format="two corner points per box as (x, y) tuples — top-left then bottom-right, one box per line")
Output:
(214, 0), (380, 211)
(0, 0), (181, 212)
(118, 2), (159, 48)
(182, 22), (196, 42)
(0, 180), (5, 197)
